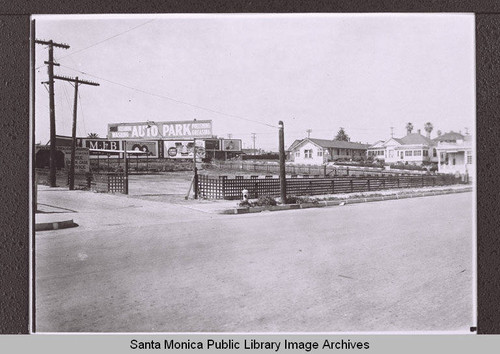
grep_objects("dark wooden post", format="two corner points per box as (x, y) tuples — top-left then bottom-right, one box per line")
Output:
(279, 121), (287, 204)
(123, 141), (129, 195)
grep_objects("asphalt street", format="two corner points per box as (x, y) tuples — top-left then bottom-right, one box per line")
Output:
(35, 189), (474, 332)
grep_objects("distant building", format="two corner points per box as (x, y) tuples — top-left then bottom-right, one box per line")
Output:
(435, 134), (473, 178)
(432, 131), (465, 144)
(287, 138), (369, 165)
(367, 130), (437, 165)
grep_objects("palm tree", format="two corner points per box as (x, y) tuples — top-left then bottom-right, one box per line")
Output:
(406, 122), (414, 135)
(87, 132), (99, 139)
(424, 122), (433, 138)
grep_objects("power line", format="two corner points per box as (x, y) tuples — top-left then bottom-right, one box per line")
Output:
(56, 19), (156, 62)
(35, 19), (156, 70)
(58, 63), (279, 129)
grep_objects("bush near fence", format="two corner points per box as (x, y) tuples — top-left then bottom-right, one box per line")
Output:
(197, 174), (464, 200)
(36, 168), (127, 193)
(35, 168), (91, 189)
(89, 158), (193, 173)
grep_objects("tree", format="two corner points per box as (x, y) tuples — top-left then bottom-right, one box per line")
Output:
(87, 132), (99, 138)
(406, 122), (414, 135)
(437, 130), (442, 136)
(334, 127), (350, 141)
(424, 122), (433, 138)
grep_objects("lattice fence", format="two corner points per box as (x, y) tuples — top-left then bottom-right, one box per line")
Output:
(197, 174), (463, 200)
(90, 172), (126, 193)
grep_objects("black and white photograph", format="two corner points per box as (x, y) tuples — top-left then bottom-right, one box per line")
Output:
(33, 13), (476, 333)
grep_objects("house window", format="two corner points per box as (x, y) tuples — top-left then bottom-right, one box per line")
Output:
(414, 150), (422, 156)
(304, 149), (312, 158)
(423, 150), (429, 157)
(433, 148), (437, 157)
(452, 157), (456, 165)
(389, 150), (394, 158)
(295, 151), (300, 157)
(405, 150), (413, 156)
(467, 151), (472, 164)
(317, 150), (323, 157)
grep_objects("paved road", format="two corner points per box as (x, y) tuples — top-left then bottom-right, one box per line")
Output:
(36, 190), (473, 332)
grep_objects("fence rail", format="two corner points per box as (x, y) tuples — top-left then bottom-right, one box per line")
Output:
(197, 174), (463, 200)
(208, 160), (428, 177)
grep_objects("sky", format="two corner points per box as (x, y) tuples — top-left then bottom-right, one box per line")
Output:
(34, 13), (475, 151)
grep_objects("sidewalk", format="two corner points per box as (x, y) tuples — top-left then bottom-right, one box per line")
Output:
(35, 185), (235, 232)
(35, 184), (472, 230)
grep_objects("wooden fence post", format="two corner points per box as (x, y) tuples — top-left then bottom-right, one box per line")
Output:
(331, 179), (335, 194)
(350, 179), (353, 193)
(367, 178), (370, 191)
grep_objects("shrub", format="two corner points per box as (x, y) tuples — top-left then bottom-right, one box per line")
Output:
(297, 196), (319, 204)
(285, 195), (299, 204)
(238, 200), (251, 207)
(254, 195), (277, 206)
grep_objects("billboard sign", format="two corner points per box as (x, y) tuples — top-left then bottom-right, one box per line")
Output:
(204, 139), (221, 151)
(108, 120), (212, 139)
(221, 139), (242, 151)
(128, 141), (159, 158)
(164, 140), (205, 160)
(82, 139), (121, 158)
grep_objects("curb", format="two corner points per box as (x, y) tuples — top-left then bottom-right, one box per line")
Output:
(35, 219), (78, 232)
(222, 187), (473, 215)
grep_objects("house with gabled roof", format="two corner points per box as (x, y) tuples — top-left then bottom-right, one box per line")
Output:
(367, 130), (437, 165)
(287, 138), (370, 165)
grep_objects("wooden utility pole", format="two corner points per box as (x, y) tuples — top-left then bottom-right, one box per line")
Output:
(193, 138), (198, 199)
(35, 39), (70, 187)
(279, 120), (287, 204)
(54, 75), (99, 190)
(123, 141), (129, 195)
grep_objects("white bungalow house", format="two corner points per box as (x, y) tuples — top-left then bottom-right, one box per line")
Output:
(435, 134), (473, 178)
(367, 130), (437, 165)
(287, 138), (369, 165)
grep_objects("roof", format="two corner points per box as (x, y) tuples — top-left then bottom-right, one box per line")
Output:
(308, 138), (370, 149)
(433, 131), (465, 142)
(286, 139), (303, 151)
(288, 138), (369, 151)
(399, 133), (434, 146)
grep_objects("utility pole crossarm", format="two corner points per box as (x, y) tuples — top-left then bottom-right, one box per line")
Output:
(35, 39), (70, 49)
(53, 75), (100, 86)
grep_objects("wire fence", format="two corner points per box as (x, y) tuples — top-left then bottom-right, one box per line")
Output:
(208, 160), (429, 177)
